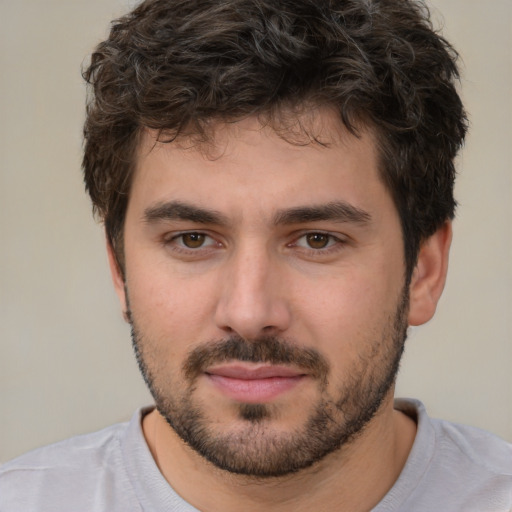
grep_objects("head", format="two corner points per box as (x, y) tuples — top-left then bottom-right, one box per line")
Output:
(82, 0), (466, 477)
(83, 0), (467, 281)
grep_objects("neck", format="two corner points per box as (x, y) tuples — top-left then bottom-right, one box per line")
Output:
(142, 394), (416, 512)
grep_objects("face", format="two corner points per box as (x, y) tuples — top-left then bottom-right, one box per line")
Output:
(116, 112), (410, 477)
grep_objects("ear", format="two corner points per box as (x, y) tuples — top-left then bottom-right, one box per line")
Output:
(106, 235), (130, 323)
(408, 222), (452, 326)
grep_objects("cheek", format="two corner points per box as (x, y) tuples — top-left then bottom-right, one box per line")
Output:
(126, 266), (219, 358)
(294, 269), (400, 354)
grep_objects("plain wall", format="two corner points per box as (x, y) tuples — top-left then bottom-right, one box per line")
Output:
(0, 0), (511, 462)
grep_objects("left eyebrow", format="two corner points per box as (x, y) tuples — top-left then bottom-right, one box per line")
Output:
(273, 201), (372, 226)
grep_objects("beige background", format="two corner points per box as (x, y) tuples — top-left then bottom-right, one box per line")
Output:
(0, 0), (511, 463)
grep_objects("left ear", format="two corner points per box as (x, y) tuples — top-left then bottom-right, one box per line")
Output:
(408, 221), (452, 326)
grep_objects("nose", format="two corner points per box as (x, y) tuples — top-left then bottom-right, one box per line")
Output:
(214, 243), (292, 340)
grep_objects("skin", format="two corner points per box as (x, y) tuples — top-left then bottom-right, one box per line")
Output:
(108, 110), (452, 511)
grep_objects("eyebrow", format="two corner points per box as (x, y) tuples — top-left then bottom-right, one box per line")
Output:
(143, 200), (371, 227)
(273, 201), (372, 225)
(143, 201), (229, 225)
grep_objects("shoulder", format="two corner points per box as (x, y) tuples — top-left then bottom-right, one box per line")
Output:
(426, 415), (512, 510)
(396, 398), (512, 475)
(432, 415), (512, 475)
(1, 420), (127, 471)
(0, 416), (137, 512)
(388, 399), (512, 511)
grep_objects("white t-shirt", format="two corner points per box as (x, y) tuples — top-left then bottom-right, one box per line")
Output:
(1, 399), (511, 511)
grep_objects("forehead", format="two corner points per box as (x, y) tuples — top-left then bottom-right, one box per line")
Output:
(130, 109), (391, 222)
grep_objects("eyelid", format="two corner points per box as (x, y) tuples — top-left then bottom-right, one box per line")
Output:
(164, 230), (223, 251)
(161, 229), (348, 257)
(294, 232), (338, 249)
(288, 230), (349, 255)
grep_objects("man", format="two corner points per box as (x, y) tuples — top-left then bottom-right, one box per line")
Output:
(1, 0), (511, 510)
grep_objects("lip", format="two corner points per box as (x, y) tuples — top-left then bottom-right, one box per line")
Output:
(205, 364), (307, 403)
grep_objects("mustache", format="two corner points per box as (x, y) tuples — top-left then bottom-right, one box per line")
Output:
(183, 335), (329, 383)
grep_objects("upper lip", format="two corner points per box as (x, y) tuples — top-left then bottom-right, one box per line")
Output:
(205, 364), (306, 380)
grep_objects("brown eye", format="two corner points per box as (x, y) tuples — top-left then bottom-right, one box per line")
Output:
(306, 233), (330, 249)
(181, 233), (206, 248)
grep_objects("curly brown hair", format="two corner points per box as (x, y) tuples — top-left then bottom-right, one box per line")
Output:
(82, 0), (467, 279)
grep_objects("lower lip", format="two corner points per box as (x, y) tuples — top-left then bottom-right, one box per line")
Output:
(206, 374), (305, 403)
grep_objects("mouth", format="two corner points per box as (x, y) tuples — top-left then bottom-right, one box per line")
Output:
(204, 363), (307, 403)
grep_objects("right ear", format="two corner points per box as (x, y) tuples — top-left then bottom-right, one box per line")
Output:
(106, 236), (129, 322)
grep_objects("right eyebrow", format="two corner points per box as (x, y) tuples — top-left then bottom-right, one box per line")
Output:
(143, 200), (229, 226)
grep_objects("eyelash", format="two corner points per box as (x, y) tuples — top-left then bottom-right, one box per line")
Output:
(163, 231), (348, 258)
(164, 232), (221, 254)
(289, 231), (347, 256)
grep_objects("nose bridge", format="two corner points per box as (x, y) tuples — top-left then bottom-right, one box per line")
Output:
(214, 238), (290, 338)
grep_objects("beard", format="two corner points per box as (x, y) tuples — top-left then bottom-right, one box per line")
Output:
(128, 287), (409, 478)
